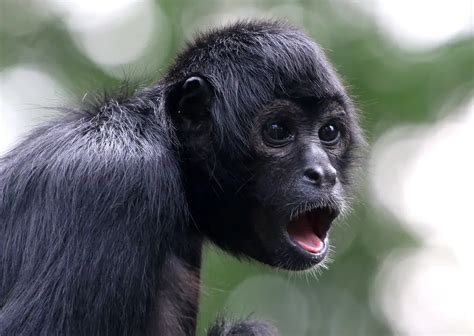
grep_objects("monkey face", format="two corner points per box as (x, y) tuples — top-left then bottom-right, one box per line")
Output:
(244, 98), (357, 271)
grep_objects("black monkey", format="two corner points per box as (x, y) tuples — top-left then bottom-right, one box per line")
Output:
(0, 20), (363, 335)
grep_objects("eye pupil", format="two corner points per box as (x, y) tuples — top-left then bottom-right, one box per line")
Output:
(263, 121), (293, 147)
(268, 123), (288, 140)
(319, 123), (340, 143)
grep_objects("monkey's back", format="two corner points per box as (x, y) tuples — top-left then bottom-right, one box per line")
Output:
(0, 99), (185, 335)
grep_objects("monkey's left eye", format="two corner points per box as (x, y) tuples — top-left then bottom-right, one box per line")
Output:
(319, 122), (340, 145)
(262, 121), (294, 147)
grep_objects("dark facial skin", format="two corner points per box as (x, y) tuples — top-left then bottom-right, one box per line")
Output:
(247, 98), (349, 270)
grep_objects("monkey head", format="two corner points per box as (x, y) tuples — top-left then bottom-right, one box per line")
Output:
(166, 21), (364, 271)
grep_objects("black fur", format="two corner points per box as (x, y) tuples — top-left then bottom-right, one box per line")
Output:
(207, 317), (278, 336)
(0, 20), (363, 335)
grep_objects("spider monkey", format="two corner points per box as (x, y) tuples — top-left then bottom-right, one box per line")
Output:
(0, 20), (363, 335)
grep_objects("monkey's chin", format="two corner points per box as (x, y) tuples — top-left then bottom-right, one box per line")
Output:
(270, 234), (331, 271)
(255, 237), (331, 272)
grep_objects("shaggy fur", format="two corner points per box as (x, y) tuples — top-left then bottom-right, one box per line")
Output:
(0, 20), (363, 335)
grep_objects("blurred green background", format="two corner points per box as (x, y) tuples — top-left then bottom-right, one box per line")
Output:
(1, 1), (473, 335)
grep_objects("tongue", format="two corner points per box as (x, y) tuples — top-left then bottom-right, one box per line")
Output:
(288, 216), (324, 253)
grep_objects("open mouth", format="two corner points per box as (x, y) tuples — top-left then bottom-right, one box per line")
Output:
(287, 206), (339, 255)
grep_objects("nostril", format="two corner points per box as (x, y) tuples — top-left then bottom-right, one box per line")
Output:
(304, 166), (337, 187)
(304, 168), (323, 185)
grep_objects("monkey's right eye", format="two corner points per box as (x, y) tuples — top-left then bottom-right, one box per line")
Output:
(262, 121), (294, 147)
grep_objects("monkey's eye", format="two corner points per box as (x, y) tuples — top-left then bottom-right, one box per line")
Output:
(319, 122), (340, 145)
(262, 121), (294, 147)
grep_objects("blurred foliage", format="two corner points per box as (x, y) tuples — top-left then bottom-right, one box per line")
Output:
(1, 0), (473, 335)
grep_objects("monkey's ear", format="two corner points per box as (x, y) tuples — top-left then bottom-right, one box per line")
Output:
(176, 76), (212, 120)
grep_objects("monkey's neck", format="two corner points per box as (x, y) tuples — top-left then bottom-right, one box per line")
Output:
(148, 235), (203, 336)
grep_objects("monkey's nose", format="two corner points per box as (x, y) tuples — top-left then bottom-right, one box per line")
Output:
(303, 166), (337, 187)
